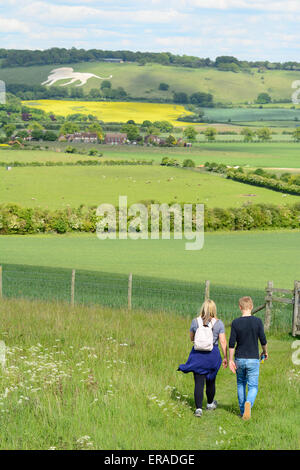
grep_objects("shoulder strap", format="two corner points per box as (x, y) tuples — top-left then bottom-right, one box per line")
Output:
(209, 318), (217, 328)
(197, 316), (203, 328)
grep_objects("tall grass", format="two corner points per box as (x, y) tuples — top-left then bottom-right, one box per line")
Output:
(0, 297), (298, 450)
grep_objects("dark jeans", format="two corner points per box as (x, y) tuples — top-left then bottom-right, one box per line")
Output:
(193, 373), (216, 409)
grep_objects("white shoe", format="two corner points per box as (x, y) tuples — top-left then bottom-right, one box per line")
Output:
(194, 408), (202, 417)
(206, 400), (218, 410)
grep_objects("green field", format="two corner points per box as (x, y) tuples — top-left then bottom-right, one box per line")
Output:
(99, 142), (300, 168)
(1, 164), (299, 209)
(0, 148), (100, 164)
(2, 230), (300, 330)
(201, 106), (300, 122)
(0, 297), (298, 450)
(18, 141), (300, 169)
(1, 61), (300, 104)
(1, 231), (299, 290)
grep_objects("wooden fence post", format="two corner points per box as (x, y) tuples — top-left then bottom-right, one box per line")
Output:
(71, 269), (76, 307)
(205, 280), (210, 301)
(128, 273), (132, 310)
(0, 266), (2, 299)
(292, 280), (300, 337)
(265, 280), (273, 331)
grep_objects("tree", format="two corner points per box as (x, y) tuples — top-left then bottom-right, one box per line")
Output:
(165, 135), (177, 146)
(204, 127), (217, 141)
(88, 122), (104, 141)
(4, 124), (16, 138)
(114, 87), (127, 98)
(153, 121), (173, 133)
(101, 80), (111, 90)
(217, 62), (240, 73)
(0, 111), (9, 126)
(29, 121), (45, 131)
(256, 93), (272, 104)
(241, 127), (255, 142)
(89, 89), (102, 100)
(215, 56), (240, 66)
(183, 126), (198, 142)
(59, 122), (80, 135)
(65, 146), (76, 154)
(190, 92), (213, 106)
(43, 131), (57, 141)
(183, 159), (195, 168)
(256, 127), (271, 141)
(159, 83), (169, 91)
(121, 123), (140, 142)
(141, 120), (152, 130)
(173, 92), (188, 104)
(293, 128), (300, 142)
(31, 129), (44, 140)
(70, 88), (84, 99)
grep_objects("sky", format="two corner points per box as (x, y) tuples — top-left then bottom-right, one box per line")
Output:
(0, 0), (300, 61)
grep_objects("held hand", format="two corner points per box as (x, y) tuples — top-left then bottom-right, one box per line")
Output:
(229, 360), (237, 374)
(261, 352), (268, 361)
(222, 358), (228, 369)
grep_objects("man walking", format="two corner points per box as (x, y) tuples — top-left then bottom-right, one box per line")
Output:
(229, 297), (268, 420)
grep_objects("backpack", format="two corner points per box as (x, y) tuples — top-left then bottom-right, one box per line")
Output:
(194, 317), (217, 351)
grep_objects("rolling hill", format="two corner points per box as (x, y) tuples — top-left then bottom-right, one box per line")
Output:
(0, 61), (299, 105)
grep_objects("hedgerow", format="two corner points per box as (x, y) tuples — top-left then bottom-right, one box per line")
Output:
(0, 159), (154, 168)
(227, 169), (300, 196)
(0, 202), (299, 235)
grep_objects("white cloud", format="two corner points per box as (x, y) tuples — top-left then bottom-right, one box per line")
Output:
(0, 16), (29, 33)
(17, 2), (187, 24)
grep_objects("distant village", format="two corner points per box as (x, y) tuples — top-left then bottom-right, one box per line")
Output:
(5, 111), (193, 148)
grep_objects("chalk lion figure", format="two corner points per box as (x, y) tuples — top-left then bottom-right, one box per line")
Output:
(42, 67), (113, 87)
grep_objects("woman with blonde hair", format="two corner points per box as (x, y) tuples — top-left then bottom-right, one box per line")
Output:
(178, 299), (228, 417)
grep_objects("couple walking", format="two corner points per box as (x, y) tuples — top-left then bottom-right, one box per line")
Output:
(178, 297), (268, 420)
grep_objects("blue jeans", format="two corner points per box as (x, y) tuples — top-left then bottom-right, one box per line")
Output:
(235, 359), (260, 415)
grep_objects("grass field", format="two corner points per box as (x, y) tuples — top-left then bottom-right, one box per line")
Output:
(98, 142), (300, 168)
(2, 61), (300, 104)
(22, 141), (300, 169)
(1, 231), (299, 290)
(0, 148), (100, 164)
(0, 297), (298, 450)
(201, 106), (300, 122)
(1, 164), (299, 209)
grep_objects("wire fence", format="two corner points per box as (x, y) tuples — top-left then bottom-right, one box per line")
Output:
(0, 263), (293, 331)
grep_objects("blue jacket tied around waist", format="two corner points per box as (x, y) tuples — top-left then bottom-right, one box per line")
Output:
(178, 345), (222, 381)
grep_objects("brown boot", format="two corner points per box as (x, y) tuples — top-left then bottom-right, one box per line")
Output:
(242, 401), (251, 421)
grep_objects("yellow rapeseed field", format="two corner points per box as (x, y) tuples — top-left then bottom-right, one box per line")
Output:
(22, 100), (195, 126)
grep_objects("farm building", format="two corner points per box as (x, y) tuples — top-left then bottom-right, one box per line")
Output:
(13, 129), (32, 141)
(144, 135), (162, 145)
(22, 113), (32, 121)
(102, 58), (124, 63)
(105, 133), (127, 145)
(61, 132), (98, 143)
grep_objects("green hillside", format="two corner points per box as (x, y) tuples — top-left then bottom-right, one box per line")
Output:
(0, 62), (299, 105)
